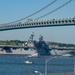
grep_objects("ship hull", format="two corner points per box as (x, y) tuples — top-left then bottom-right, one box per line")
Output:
(0, 47), (75, 56)
(50, 49), (75, 55)
(0, 48), (37, 55)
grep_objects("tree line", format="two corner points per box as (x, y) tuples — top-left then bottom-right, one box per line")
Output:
(0, 40), (75, 47)
(48, 42), (75, 47)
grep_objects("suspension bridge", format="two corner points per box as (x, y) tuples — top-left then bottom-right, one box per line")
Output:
(0, 0), (74, 31)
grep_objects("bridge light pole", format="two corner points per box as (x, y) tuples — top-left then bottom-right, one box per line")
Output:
(45, 56), (57, 75)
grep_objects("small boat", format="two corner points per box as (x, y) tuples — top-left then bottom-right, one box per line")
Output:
(62, 54), (72, 56)
(27, 53), (39, 58)
(24, 60), (33, 64)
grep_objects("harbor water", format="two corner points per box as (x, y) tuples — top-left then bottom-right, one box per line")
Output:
(0, 55), (74, 75)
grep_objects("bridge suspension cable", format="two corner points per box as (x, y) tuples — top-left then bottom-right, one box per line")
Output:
(35, 0), (73, 20)
(1, 0), (57, 25)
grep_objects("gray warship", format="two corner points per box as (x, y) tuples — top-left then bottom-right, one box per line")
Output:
(0, 33), (75, 56)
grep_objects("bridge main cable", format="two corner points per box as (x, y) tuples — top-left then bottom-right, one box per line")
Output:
(0, 0), (57, 25)
(35, 0), (73, 20)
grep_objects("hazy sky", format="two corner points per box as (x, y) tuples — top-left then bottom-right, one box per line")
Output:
(0, 0), (75, 44)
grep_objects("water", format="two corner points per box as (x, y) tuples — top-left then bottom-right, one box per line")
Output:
(0, 55), (74, 75)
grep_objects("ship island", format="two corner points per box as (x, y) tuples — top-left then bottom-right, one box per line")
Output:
(0, 33), (75, 56)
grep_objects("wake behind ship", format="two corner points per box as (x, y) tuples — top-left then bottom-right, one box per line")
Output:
(0, 33), (75, 56)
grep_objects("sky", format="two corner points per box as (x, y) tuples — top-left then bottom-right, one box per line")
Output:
(0, 0), (75, 44)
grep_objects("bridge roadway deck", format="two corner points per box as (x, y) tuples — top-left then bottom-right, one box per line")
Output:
(0, 17), (75, 31)
(0, 45), (75, 50)
(0, 45), (28, 49)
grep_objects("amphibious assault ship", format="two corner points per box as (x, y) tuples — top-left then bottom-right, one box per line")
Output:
(0, 33), (75, 56)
